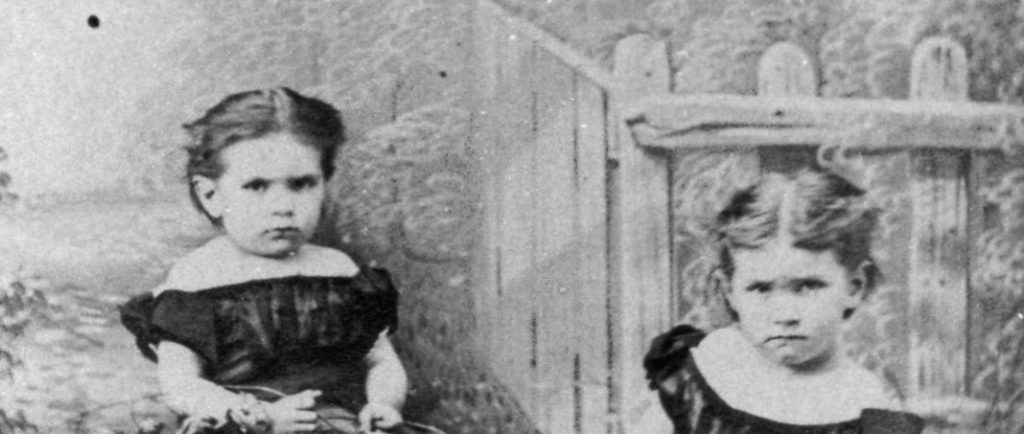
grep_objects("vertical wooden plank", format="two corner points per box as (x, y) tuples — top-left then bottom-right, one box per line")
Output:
(758, 41), (818, 97)
(608, 34), (673, 434)
(491, 8), (537, 407)
(531, 47), (579, 433)
(909, 38), (968, 102)
(489, 1), (516, 395)
(967, 151), (1024, 433)
(575, 77), (610, 434)
(758, 41), (817, 173)
(906, 36), (969, 408)
(469, 0), (500, 374)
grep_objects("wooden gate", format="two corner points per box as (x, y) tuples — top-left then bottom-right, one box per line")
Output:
(472, 1), (1024, 433)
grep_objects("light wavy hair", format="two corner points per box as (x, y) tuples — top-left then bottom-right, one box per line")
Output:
(715, 168), (882, 297)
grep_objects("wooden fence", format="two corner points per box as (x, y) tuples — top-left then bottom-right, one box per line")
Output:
(471, 1), (1024, 433)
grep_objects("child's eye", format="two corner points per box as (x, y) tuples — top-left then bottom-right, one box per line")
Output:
(746, 282), (772, 293)
(243, 180), (269, 192)
(288, 176), (320, 191)
(796, 279), (827, 292)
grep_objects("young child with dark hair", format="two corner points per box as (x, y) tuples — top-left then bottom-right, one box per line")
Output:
(644, 169), (925, 434)
(120, 88), (423, 433)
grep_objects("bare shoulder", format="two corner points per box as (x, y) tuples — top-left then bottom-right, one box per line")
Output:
(838, 361), (903, 411)
(301, 244), (360, 277)
(155, 238), (230, 294)
(155, 240), (361, 294)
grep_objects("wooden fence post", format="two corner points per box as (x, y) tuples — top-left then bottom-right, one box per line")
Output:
(906, 36), (970, 412)
(574, 72), (612, 434)
(759, 41), (818, 171)
(488, 5), (540, 411)
(609, 34), (673, 434)
(758, 41), (817, 97)
(470, 0), (501, 373)
(530, 46), (582, 433)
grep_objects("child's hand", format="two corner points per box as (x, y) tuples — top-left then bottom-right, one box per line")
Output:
(358, 402), (402, 433)
(265, 390), (321, 433)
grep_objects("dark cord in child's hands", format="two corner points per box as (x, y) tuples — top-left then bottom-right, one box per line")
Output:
(224, 385), (445, 434)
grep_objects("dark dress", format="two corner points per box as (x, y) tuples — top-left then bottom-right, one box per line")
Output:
(120, 267), (428, 433)
(643, 325), (925, 434)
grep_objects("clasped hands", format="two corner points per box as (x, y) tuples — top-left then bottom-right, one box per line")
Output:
(260, 390), (402, 434)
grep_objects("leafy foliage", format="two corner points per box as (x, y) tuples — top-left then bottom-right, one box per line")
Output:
(0, 269), (55, 433)
(325, 99), (474, 264)
(494, 0), (1024, 104)
(930, 0), (1024, 103)
(0, 146), (17, 205)
(0, 409), (37, 434)
(972, 166), (1024, 433)
(0, 270), (54, 379)
(0, 266), (172, 433)
(672, 0), (837, 94)
(670, 152), (759, 329)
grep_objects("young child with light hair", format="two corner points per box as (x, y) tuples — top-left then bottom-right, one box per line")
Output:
(645, 168), (924, 434)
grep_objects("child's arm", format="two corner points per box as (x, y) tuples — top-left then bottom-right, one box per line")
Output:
(157, 341), (319, 433)
(156, 341), (247, 418)
(359, 331), (408, 432)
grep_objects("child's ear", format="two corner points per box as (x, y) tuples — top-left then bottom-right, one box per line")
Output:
(844, 261), (873, 314)
(192, 176), (223, 219)
(709, 267), (729, 293)
(709, 268), (740, 322)
(849, 260), (874, 296)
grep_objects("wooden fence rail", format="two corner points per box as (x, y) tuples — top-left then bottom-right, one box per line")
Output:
(472, 1), (1024, 433)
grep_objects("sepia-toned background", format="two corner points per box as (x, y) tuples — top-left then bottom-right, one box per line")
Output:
(0, 1), (1022, 433)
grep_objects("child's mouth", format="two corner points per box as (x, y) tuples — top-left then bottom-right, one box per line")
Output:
(266, 227), (300, 239)
(766, 335), (808, 342)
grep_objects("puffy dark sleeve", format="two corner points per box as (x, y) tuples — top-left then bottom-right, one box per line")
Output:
(643, 325), (707, 427)
(360, 266), (400, 336)
(860, 409), (925, 434)
(119, 291), (218, 365)
(120, 293), (159, 361)
(643, 324), (706, 390)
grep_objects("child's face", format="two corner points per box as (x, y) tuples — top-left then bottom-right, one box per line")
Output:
(727, 240), (862, 370)
(198, 133), (325, 258)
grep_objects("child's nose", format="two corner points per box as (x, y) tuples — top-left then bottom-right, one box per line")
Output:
(267, 186), (296, 215)
(768, 292), (803, 325)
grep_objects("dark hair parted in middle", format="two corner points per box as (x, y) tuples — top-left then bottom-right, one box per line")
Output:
(182, 87), (344, 221)
(715, 168), (882, 291)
